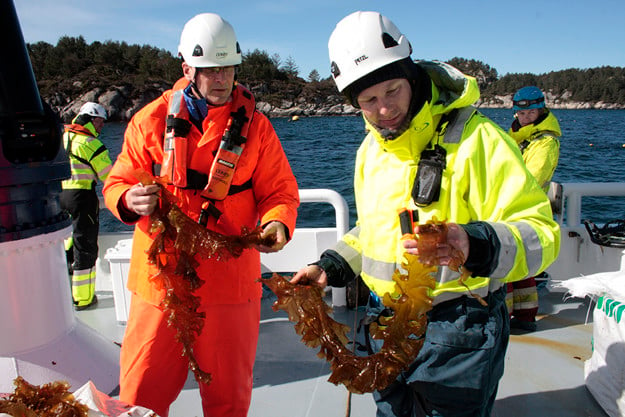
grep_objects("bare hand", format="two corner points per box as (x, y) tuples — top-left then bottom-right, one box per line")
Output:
(255, 221), (287, 253)
(290, 265), (328, 288)
(124, 183), (160, 217)
(402, 222), (470, 267)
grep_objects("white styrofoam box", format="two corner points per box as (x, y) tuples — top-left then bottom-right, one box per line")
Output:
(104, 239), (133, 323)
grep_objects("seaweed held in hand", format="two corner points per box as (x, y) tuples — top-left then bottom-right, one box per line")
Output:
(134, 169), (276, 384)
(261, 251), (436, 394)
(415, 218), (466, 273)
(0, 376), (88, 417)
(416, 217), (486, 306)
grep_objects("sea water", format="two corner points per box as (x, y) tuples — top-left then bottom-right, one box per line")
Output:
(98, 109), (625, 232)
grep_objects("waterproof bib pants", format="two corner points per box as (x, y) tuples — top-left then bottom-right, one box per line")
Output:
(60, 188), (99, 307)
(370, 288), (509, 417)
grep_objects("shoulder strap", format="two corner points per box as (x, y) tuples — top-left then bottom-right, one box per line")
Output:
(438, 106), (476, 144)
(160, 88), (192, 187)
(166, 89), (192, 137)
(227, 83), (256, 145)
(519, 131), (559, 155)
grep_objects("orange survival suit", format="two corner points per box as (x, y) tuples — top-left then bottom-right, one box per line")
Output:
(103, 79), (299, 416)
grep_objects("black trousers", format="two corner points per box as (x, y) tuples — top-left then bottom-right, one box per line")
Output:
(60, 188), (100, 271)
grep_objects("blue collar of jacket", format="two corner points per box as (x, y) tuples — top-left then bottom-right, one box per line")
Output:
(182, 84), (208, 126)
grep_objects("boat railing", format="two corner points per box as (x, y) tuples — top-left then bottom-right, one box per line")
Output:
(97, 188), (351, 317)
(98, 182), (625, 301)
(558, 182), (625, 227)
(547, 182), (625, 285)
(259, 188), (350, 306)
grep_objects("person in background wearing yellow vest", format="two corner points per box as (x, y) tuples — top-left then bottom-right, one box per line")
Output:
(61, 102), (112, 310)
(102, 13), (299, 417)
(291, 11), (560, 417)
(505, 86), (561, 332)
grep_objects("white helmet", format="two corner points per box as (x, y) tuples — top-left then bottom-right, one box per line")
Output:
(178, 13), (242, 68)
(328, 11), (412, 93)
(78, 102), (107, 120)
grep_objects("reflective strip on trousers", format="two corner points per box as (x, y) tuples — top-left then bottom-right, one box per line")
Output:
(512, 285), (539, 310)
(72, 267), (95, 304)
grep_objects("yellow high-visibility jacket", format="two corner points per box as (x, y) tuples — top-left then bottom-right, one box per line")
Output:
(62, 120), (112, 190)
(329, 61), (560, 305)
(508, 110), (561, 191)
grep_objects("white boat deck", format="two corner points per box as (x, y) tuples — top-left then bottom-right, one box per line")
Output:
(76, 285), (606, 417)
(81, 183), (624, 417)
(5, 183), (624, 416)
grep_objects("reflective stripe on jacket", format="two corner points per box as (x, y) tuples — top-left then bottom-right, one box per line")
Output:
(508, 110), (561, 191)
(62, 122), (112, 190)
(102, 79), (299, 306)
(336, 61), (560, 306)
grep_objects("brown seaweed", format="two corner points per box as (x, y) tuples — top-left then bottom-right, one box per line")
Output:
(0, 377), (88, 417)
(134, 169), (276, 384)
(130, 174), (474, 392)
(416, 218), (486, 306)
(261, 250), (436, 394)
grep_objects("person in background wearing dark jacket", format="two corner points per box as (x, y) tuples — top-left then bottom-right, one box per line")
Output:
(61, 101), (112, 310)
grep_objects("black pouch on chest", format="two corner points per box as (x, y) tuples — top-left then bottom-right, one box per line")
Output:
(412, 144), (446, 206)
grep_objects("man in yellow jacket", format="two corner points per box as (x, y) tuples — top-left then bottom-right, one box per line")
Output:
(61, 102), (112, 310)
(293, 11), (560, 417)
(506, 86), (562, 331)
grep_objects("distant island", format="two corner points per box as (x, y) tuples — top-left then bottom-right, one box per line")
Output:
(27, 37), (625, 121)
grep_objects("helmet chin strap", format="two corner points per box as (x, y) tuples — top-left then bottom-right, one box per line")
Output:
(189, 81), (204, 100)
(188, 67), (209, 102)
(189, 68), (207, 101)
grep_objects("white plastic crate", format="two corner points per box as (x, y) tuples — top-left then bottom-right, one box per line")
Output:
(104, 239), (133, 323)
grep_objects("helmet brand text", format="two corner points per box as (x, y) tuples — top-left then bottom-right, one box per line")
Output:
(354, 55), (369, 65)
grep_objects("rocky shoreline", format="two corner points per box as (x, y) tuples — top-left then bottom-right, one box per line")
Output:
(477, 92), (625, 110)
(48, 85), (625, 123)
